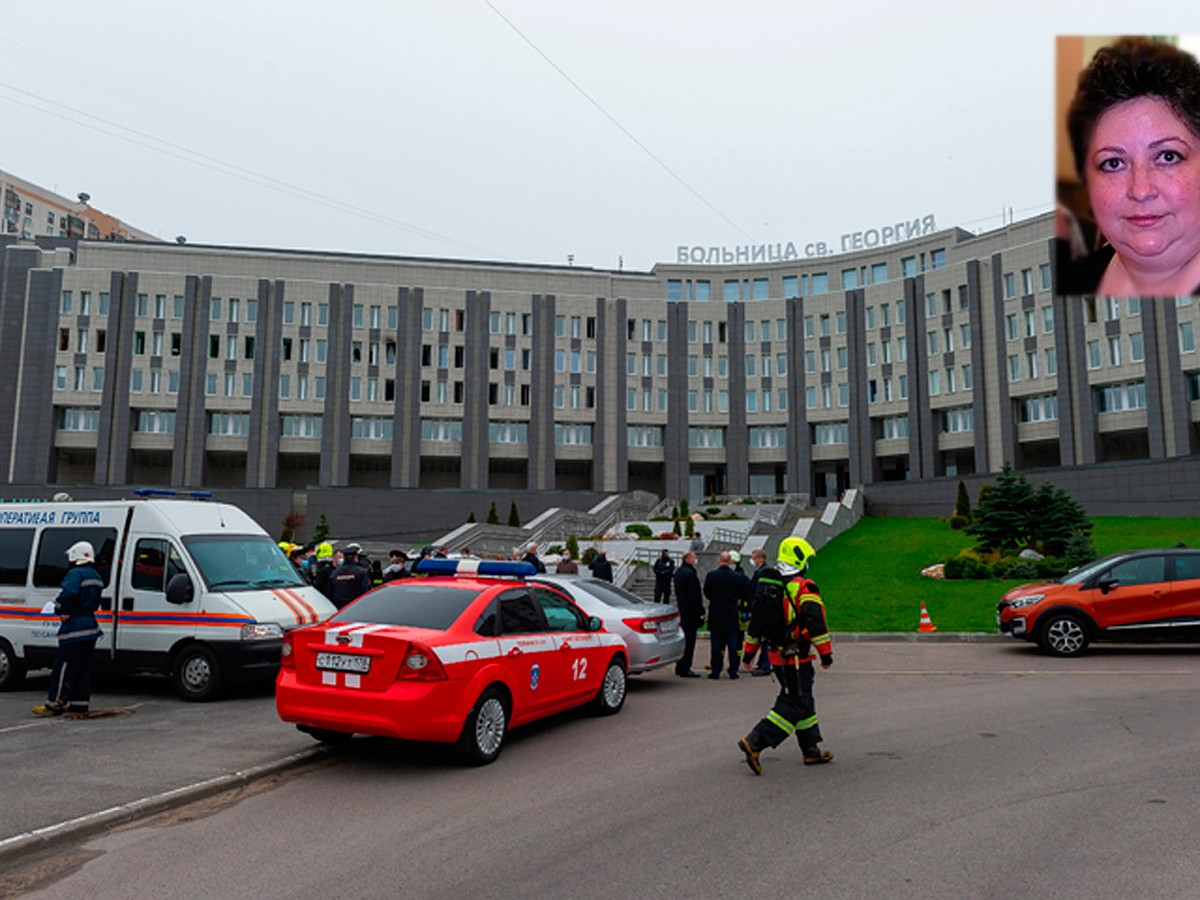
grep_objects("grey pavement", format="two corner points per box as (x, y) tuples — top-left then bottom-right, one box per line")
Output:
(0, 669), (324, 861)
(0, 632), (999, 861)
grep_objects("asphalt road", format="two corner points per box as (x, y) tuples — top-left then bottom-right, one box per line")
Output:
(4, 642), (1200, 899)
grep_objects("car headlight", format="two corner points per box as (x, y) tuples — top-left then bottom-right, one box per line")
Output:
(240, 622), (284, 641)
(1006, 594), (1045, 610)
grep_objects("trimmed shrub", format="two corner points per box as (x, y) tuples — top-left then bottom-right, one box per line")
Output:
(581, 547), (598, 565)
(993, 557), (1038, 580)
(625, 523), (653, 539)
(949, 515), (969, 531)
(964, 558), (992, 580)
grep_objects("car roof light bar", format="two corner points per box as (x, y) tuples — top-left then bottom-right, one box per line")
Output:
(414, 558), (536, 578)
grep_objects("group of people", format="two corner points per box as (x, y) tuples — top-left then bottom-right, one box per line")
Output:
(523, 542), (614, 581)
(33, 529), (834, 773)
(654, 539), (835, 774)
(282, 541), (451, 609)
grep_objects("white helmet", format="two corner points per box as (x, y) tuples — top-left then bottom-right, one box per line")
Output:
(66, 541), (95, 565)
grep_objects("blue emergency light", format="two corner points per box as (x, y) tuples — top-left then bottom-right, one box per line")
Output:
(133, 489), (214, 500)
(414, 558), (536, 578)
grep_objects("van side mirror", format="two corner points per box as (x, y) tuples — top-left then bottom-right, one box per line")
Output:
(1097, 577), (1119, 595)
(166, 573), (194, 605)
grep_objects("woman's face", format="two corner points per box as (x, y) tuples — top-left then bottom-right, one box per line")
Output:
(1085, 95), (1200, 274)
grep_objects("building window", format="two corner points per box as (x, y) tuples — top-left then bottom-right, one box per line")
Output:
(882, 415), (908, 440)
(814, 422), (849, 445)
(1020, 395), (1059, 423)
(351, 417), (393, 440)
(208, 412), (249, 436)
(687, 427), (724, 448)
(1181, 322), (1196, 353)
(1096, 381), (1147, 413)
(135, 410), (177, 434)
(1129, 332), (1144, 362)
(59, 407), (100, 432)
(488, 422), (528, 444)
(282, 415), (323, 438)
(942, 407), (973, 433)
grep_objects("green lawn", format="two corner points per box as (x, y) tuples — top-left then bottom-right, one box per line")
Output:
(815, 516), (1200, 633)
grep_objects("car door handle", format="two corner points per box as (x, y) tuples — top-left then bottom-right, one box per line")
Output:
(507, 647), (523, 657)
(560, 641), (572, 651)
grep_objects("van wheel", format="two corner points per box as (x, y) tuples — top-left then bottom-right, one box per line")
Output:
(171, 644), (223, 701)
(0, 639), (26, 691)
(456, 688), (508, 766)
(1038, 614), (1089, 657)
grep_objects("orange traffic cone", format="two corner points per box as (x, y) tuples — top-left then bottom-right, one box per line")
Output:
(918, 601), (938, 633)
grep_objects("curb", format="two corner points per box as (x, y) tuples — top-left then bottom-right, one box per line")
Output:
(0, 746), (328, 864)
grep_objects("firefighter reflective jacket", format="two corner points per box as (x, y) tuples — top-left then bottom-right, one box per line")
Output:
(742, 571), (831, 667)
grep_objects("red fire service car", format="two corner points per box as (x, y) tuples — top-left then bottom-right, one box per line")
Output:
(276, 559), (629, 764)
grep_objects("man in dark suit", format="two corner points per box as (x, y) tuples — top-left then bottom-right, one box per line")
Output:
(653, 549), (675, 604)
(704, 551), (750, 679)
(673, 551), (704, 678)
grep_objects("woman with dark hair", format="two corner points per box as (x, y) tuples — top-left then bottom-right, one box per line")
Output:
(1062, 36), (1200, 296)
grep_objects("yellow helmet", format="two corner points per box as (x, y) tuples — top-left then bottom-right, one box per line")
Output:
(315, 541), (334, 560)
(777, 537), (815, 570)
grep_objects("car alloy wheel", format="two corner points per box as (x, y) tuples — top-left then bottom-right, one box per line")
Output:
(458, 687), (509, 766)
(1041, 614), (1089, 657)
(475, 696), (507, 756)
(591, 658), (627, 715)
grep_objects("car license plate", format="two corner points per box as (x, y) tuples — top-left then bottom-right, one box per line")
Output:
(658, 620), (678, 635)
(316, 651), (370, 674)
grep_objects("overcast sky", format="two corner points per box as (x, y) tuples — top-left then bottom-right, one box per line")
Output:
(1, 2), (1188, 270)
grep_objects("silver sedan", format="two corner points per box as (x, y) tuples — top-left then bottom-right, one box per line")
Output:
(530, 575), (684, 674)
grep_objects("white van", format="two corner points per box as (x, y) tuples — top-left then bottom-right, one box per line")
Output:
(0, 493), (336, 700)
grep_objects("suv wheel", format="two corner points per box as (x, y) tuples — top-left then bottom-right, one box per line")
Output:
(1038, 613), (1089, 657)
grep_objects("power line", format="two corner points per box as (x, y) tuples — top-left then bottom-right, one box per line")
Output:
(483, 0), (756, 243)
(0, 81), (504, 258)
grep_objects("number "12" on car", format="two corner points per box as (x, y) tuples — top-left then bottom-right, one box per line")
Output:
(571, 657), (588, 681)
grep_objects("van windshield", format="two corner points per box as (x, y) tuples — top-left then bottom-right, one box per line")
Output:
(182, 534), (306, 591)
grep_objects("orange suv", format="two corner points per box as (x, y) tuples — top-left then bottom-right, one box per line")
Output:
(997, 548), (1200, 657)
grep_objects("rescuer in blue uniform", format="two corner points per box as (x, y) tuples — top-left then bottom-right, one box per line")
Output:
(33, 541), (104, 716)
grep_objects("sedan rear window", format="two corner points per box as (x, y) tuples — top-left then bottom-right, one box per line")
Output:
(570, 579), (649, 609)
(332, 583), (482, 630)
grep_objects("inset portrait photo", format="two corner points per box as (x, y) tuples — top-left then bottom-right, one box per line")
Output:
(1056, 35), (1200, 298)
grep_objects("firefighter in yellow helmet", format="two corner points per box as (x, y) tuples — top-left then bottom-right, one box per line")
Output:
(312, 541), (336, 601)
(737, 536), (834, 774)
